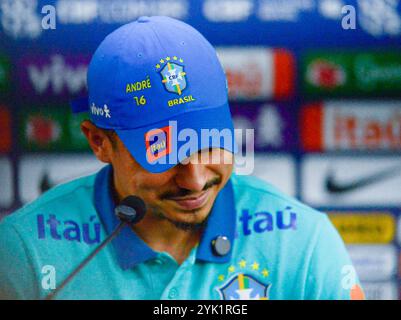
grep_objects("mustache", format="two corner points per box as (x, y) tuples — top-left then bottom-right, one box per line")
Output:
(161, 176), (222, 200)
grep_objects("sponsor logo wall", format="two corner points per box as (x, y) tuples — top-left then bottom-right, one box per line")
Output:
(251, 154), (296, 197)
(19, 155), (105, 204)
(0, 158), (13, 209)
(231, 102), (297, 151)
(217, 48), (295, 100)
(362, 281), (399, 300)
(328, 212), (396, 244)
(347, 244), (398, 282)
(1, 0), (401, 299)
(17, 54), (90, 101)
(0, 107), (11, 153)
(301, 155), (401, 207)
(398, 216), (401, 247)
(0, 53), (11, 94)
(19, 106), (89, 151)
(301, 101), (401, 152)
(302, 51), (401, 97)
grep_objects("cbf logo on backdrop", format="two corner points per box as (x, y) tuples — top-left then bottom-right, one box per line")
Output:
(157, 56), (187, 95)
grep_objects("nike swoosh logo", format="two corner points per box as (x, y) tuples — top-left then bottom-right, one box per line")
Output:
(325, 165), (401, 194)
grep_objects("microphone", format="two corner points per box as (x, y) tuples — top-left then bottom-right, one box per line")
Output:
(114, 196), (146, 225)
(44, 195), (146, 300)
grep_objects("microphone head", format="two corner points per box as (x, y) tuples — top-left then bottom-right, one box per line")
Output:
(114, 196), (147, 225)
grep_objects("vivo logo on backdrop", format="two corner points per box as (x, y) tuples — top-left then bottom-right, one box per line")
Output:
(18, 54), (90, 98)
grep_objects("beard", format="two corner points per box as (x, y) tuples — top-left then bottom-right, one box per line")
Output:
(149, 175), (221, 232)
(150, 206), (210, 232)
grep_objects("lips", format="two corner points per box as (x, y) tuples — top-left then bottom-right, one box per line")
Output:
(168, 189), (211, 211)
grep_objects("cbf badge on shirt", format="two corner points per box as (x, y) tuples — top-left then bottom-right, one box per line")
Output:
(217, 273), (271, 300)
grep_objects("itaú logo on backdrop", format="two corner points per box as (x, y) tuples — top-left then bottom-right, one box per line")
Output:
(333, 111), (401, 150)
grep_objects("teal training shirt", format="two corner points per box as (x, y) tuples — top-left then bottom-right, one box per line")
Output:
(0, 165), (363, 300)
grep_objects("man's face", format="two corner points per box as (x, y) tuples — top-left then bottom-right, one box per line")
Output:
(109, 136), (234, 230)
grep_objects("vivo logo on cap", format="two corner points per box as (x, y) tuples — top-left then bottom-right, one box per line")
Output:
(90, 103), (111, 118)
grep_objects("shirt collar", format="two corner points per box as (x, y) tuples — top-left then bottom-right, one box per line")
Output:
(94, 165), (236, 270)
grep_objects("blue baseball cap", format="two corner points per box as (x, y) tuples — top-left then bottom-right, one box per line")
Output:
(72, 16), (236, 173)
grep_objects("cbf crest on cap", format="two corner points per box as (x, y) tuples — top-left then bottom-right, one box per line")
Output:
(158, 57), (187, 95)
(71, 16), (236, 173)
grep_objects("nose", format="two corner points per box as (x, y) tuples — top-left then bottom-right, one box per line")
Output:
(174, 162), (208, 192)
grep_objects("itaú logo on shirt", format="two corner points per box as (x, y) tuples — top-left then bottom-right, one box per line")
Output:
(239, 206), (297, 236)
(36, 214), (101, 244)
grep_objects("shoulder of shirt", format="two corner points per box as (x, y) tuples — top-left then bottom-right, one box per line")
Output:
(1, 173), (97, 227)
(230, 173), (326, 219)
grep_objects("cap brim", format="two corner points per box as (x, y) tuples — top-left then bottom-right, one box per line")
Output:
(115, 103), (237, 173)
(70, 96), (89, 114)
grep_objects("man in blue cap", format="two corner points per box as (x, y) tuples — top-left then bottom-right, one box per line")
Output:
(0, 16), (364, 300)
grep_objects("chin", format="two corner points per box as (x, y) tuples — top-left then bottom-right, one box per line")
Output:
(170, 207), (207, 222)
(166, 204), (212, 224)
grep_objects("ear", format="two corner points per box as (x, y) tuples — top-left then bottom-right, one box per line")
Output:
(81, 120), (114, 163)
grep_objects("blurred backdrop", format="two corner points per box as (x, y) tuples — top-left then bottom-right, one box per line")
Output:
(0, 0), (401, 299)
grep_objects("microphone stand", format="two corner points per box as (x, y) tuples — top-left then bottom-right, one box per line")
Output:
(44, 221), (126, 300)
